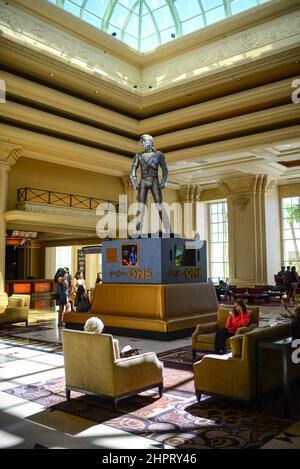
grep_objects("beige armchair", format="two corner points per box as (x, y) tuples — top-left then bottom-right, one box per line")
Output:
(194, 323), (296, 403)
(62, 329), (164, 408)
(192, 306), (260, 357)
(0, 295), (30, 327)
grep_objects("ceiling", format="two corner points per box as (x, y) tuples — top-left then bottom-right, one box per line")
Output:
(1, 0), (300, 193)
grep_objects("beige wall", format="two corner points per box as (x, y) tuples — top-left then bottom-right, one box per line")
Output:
(279, 183), (300, 199)
(7, 157), (124, 211)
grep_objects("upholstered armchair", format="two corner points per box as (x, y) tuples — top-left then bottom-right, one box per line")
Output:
(62, 329), (164, 408)
(0, 295), (30, 327)
(194, 323), (294, 403)
(192, 306), (260, 357)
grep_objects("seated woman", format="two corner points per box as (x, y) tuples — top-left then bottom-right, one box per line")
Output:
(75, 285), (90, 312)
(214, 298), (251, 354)
(84, 317), (138, 358)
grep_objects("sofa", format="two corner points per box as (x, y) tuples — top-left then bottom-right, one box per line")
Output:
(62, 329), (164, 408)
(63, 282), (219, 339)
(194, 322), (299, 403)
(0, 294), (30, 326)
(192, 306), (260, 356)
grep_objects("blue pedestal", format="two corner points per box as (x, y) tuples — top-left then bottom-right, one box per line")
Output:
(102, 237), (207, 284)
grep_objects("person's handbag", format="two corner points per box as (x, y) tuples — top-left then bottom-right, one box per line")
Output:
(120, 346), (140, 358)
(51, 292), (60, 301)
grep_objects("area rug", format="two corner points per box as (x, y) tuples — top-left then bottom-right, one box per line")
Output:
(157, 346), (204, 370)
(3, 368), (292, 449)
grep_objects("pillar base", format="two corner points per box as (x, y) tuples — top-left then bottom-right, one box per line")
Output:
(0, 292), (8, 309)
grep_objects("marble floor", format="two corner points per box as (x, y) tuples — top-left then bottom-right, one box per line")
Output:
(0, 306), (299, 449)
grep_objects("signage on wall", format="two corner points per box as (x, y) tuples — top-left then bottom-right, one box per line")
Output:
(77, 250), (86, 278)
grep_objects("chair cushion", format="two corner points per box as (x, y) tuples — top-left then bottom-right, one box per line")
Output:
(8, 298), (25, 307)
(196, 332), (216, 344)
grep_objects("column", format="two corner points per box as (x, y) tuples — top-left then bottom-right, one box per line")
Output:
(0, 167), (8, 307)
(179, 184), (202, 239)
(218, 174), (275, 286)
(0, 143), (22, 307)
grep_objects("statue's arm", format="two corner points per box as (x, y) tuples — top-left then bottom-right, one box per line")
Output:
(159, 152), (168, 189)
(130, 154), (140, 190)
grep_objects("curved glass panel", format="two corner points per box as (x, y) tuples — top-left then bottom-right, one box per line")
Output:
(47, 0), (269, 52)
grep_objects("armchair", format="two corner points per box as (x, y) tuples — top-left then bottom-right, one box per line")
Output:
(194, 323), (295, 403)
(192, 306), (260, 357)
(62, 329), (163, 408)
(0, 295), (30, 327)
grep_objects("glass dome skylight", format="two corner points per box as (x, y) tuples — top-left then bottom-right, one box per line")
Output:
(48, 0), (269, 52)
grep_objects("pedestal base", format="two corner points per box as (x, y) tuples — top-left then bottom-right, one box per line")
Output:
(64, 282), (218, 339)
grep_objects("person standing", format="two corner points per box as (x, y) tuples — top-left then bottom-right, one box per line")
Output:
(74, 270), (86, 290)
(65, 268), (76, 311)
(290, 266), (299, 301)
(64, 267), (72, 313)
(284, 266), (292, 299)
(95, 272), (102, 286)
(54, 268), (68, 327)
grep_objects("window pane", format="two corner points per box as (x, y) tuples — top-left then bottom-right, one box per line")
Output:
(282, 196), (300, 268)
(209, 202), (228, 279)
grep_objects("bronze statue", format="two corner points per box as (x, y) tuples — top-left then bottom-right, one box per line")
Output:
(130, 134), (171, 234)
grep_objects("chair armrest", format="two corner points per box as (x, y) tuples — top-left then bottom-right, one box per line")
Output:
(115, 352), (162, 367)
(2, 307), (29, 316)
(193, 322), (217, 335)
(114, 353), (163, 395)
(235, 323), (257, 335)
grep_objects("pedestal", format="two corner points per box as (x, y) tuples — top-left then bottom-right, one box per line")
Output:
(102, 237), (207, 284)
(64, 237), (214, 338)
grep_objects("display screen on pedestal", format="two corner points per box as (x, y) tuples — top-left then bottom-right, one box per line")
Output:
(121, 243), (139, 267)
(174, 245), (196, 267)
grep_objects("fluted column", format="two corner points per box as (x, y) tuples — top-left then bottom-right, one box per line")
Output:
(218, 174), (276, 286)
(179, 184), (202, 239)
(0, 143), (22, 307)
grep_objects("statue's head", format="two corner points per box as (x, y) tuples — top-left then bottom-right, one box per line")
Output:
(140, 134), (153, 151)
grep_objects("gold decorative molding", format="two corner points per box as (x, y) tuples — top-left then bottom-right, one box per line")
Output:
(217, 181), (230, 197)
(234, 195), (250, 212)
(179, 184), (202, 202)
(0, 142), (23, 170)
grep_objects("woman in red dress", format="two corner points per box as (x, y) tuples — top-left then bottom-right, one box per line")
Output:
(214, 298), (251, 354)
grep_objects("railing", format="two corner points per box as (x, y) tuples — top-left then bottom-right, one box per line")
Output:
(18, 188), (119, 211)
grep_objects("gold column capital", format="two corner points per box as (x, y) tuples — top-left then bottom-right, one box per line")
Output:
(0, 142), (23, 170)
(218, 174), (276, 196)
(179, 184), (202, 202)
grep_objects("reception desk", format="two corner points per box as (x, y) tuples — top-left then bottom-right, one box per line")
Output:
(5, 280), (54, 308)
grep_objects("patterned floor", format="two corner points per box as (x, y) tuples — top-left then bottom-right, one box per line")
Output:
(0, 307), (300, 449)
